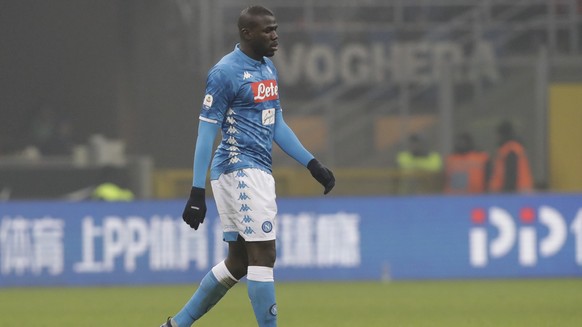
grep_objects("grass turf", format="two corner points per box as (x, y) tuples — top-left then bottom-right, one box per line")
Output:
(1, 279), (581, 326)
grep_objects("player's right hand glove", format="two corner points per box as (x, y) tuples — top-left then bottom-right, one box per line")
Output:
(307, 158), (335, 195)
(182, 187), (206, 230)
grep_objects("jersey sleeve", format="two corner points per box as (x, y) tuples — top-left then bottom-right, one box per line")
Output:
(199, 66), (236, 124)
(192, 120), (219, 188)
(273, 109), (314, 166)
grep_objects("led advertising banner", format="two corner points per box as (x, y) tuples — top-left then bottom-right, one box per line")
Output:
(1, 194), (581, 287)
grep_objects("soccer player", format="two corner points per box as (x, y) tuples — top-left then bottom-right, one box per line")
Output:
(160, 5), (335, 327)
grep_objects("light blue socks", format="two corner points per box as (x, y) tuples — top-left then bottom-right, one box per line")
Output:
(171, 263), (277, 327)
(247, 266), (277, 327)
(172, 261), (237, 327)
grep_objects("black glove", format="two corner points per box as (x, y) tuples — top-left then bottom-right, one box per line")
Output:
(307, 158), (335, 194)
(182, 187), (206, 230)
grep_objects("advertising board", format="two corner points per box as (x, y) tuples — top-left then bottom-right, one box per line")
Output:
(1, 194), (581, 286)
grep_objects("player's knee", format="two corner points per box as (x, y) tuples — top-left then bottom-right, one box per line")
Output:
(225, 256), (248, 280)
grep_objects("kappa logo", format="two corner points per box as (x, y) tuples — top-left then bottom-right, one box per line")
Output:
(243, 227), (255, 235)
(226, 116), (237, 125)
(469, 206), (582, 267)
(228, 153), (240, 165)
(242, 215), (254, 223)
(237, 181), (249, 189)
(238, 192), (251, 201)
(236, 170), (248, 178)
(226, 126), (239, 135)
(243, 71), (253, 80)
(226, 137), (238, 145)
(251, 80), (278, 102)
(240, 204), (252, 212)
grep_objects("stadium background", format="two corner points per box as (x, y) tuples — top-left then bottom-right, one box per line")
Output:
(1, 0), (581, 198)
(1, 1), (582, 325)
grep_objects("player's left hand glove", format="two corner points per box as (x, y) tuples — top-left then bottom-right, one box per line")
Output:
(182, 187), (206, 230)
(307, 158), (335, 194)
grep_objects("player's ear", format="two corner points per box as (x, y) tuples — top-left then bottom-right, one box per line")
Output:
(240, 27), (253, 41)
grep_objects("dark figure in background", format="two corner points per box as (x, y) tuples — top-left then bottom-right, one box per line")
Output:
(444, 132), (490, 194)
(41, 118), (75, 156)
(489, 121), (533, 193)
(28, 105), (74, 156)
(161, 5), (334, 327)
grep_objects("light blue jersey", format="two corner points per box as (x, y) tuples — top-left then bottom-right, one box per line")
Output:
(200, 44), (282, 180)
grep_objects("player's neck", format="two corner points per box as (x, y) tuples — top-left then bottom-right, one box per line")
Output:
(239, 43), (262, 61)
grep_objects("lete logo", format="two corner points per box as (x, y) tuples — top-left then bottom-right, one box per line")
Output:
(469, 206), (582, 267)
(252, 80), (278, 102)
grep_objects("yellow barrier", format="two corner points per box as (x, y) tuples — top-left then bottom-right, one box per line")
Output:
(549, 84), (582, 191)
(154, 168), (444, 199)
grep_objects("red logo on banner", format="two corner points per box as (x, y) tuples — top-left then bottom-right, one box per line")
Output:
(252, 80), (278, 102)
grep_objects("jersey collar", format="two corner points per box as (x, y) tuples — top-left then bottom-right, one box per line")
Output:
(234, 44), (265, 66)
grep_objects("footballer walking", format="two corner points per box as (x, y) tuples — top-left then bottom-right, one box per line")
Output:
(160, 5), (335, 327)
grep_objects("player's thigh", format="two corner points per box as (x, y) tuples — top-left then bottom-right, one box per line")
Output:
(224, 236), (248, 279)
(245, 240), (276, 267)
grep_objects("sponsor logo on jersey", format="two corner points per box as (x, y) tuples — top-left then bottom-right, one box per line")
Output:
(243, 71), (253, 80)
(252, 80), (278, 103)
(203, 94), (213, 109)
(262, 108), (275, 125)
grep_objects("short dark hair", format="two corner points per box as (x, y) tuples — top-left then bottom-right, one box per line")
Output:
(238, 5), (274, 30)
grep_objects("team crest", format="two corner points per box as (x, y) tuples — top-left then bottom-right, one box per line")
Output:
(269, 304), (278, 316)
(262, 221), (273, 233)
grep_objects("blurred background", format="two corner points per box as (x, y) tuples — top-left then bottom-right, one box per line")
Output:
(1, 0), (581, 200)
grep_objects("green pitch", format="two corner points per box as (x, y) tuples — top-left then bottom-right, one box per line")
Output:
(2, 279), (581, 326)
